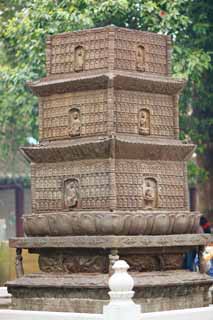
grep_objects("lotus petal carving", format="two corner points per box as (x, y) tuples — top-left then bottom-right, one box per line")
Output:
(56, 213), (73, 235)
(152, 214), (170, 235)
(144, 214), (154, 234)
(96, 213), (113, 234)
(23, 210), (201, 236)
(111, 214), (124, 235)
(80, 214), (96, 235)
(173, 213), (189, 234)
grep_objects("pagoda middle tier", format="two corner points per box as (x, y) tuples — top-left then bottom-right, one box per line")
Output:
(30, 74), (184, 142)
(23, 26), (199, 237)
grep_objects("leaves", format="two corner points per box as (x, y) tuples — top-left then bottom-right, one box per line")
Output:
(188, 160), (209, 186)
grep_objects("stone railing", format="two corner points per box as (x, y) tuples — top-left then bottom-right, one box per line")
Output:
(0, 260), (213, 320)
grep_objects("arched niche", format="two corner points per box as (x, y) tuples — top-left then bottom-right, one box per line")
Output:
(74, 46), (85, 72)
(138, 108), (150, 135)
(68, 107), (81, 137)
(143, 177), (158, 209)
(64, 178), (79, 209)
(136, 45), (145, 71)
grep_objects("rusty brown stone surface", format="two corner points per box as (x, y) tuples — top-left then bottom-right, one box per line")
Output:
(22, 211), (200, 236)
(38, 253), (184, 274)
(7, 271), (213, 312)
(9, 234), (212, 249)
(43, 26), (171, 77)
(38, 252), (108, 274)
(121, 254), (184, 272)
(20, 26), (198, 237)
(7, 270), (213, 289)
(28, 72), (185, 96)
(21, 138), (195, 163)
(8, 288), (210, 313)
(33, 246), (191, 274)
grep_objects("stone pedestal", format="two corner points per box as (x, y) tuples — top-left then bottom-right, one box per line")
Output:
(7, 235), (213, 312)
(7, 271), (212, 313)
(7, 26), (213, 313)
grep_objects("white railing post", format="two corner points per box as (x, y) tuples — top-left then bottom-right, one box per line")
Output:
(103, 260), (141, 320)
(0, 287), (11, 309)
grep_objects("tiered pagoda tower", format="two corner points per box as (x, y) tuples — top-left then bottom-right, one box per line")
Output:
(7, 26), (213, 313)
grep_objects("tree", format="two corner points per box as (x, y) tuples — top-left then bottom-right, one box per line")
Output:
(0, 0), (212, 183)
(174, 0), (213, 185)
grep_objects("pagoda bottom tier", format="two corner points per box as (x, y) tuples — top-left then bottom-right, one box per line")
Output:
(7, 234), (213, 313)
(7, 270), (212, 313)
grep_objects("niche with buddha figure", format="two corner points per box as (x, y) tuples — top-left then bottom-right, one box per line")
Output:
(74, 46), (85, 72)
(64, 178), (80, 209)
(138, 108), (150, 135)
(136, 45), (146, 71)
(143, 177), (158, 209)
(68, 107), (81, 137)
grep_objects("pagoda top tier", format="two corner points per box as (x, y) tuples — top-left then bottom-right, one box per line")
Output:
(45, 25), (172, 77)
(27, 26), (185, 143)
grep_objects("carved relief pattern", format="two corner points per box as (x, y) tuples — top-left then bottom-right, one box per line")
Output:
(38, 252), (183, 273)
(115, 90), (174, 137)
(24, 210), (200, 236)
(48, 29), (109, 74)
(116, 160), (186, 210)
(40, 90), (175, 141)
(39, 253), (108, 273)
(31, 160), (111, 212)
(40, 90), (108, 140)
(114, 29), (168, 75)
(31, 159), (186, 212)
(46, 28), (169, 76)
(121, 254), (184, 272)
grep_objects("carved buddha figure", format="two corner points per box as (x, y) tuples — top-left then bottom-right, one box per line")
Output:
(74, 46), (85, 72)
(143, 178), (157, 209)
(136, 45), (145, 71)
(139, 109), (150, 135)
(64, 179), (79, 209)
(68, 108), (81, 136)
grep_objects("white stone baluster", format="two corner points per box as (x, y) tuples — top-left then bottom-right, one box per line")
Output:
(103, 260), (141, 320)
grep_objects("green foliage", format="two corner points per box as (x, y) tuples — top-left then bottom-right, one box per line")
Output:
(0, 242), (10, 285)
(0, 0), (93, 163)
(0, 175), (30, 188)
(176, 0), (213, 147)
(187, 160), (209, 186)
(0, 0), (212, 183)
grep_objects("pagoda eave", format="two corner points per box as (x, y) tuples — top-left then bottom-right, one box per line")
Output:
(21, 136), (195, 163)
(27, 71), (186, 96)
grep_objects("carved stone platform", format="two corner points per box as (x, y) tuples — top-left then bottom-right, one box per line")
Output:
(7, 271), (213, 313)
(10, 234), (212, 249)
(9, 234), (212, 274)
